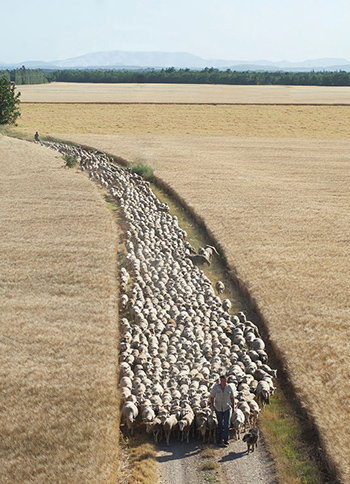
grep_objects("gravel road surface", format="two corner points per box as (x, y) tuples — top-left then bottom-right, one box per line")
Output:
(157, 435), (278, 484)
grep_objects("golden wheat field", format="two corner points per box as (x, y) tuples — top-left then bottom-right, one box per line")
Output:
(7, 83), (350, 483)
(0, 135), (120, 484)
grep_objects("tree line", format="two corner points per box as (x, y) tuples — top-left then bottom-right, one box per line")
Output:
(0, 67), (48, 85)
(47, 67), (350, 86)
(2, 67), (350, 86)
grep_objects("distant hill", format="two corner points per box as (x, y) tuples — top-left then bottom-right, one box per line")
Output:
(1, 51), (350, 72)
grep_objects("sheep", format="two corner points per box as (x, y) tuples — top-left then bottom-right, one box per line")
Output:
(198, 245), (219, 262)
(146, 417), (163, 443)
(252, 338), (265, 351)
(121, 401), (139, 436)
(120, 318), (131, 337)
(237, 311), (247, 323)
(237, 400), (251, 430)
(178, 408), (195, 443)
(215, 280), (225, 295)
(121, 294), (129, 310)
(120, 386), (132, 403)
(256, 380), (271, 407)
(260, 364), (278, 378)
(160, 412), (179, 446)
(230, 408), (245, 440)
(39, 141), (278, 447)
(141, 403), (156, 426)
(248, 400), (260, 426)
(195, 410), (209, 442)
(119, 361), (133, 379)
(254, 368), (271, 381)
(207, 411), (218, 443)
(244, 331), (256, 348)
(120, 376), (133, 390)
(222, 299), (232, 313)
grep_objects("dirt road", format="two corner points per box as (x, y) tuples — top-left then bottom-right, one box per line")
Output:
(157, 435), (278, 484)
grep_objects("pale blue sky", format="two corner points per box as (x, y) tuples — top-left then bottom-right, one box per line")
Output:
(1, 0), (350, 64)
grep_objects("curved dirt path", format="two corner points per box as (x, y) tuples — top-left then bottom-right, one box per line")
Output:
(157, 435), (278, 484)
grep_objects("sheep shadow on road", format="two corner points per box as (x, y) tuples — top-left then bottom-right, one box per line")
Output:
(219, 450), (246, 462)
(156, 439), (201, 463)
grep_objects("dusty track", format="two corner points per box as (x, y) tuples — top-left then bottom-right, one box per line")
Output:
(157, 436), (277, 484)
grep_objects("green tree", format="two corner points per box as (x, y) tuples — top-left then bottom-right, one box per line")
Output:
(0, 77), (21, 125)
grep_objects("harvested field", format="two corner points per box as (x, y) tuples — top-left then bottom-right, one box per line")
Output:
(17, 82), (350, 104)
(56, 132), (350, 483)
(7, 82), (350, 482)
(17, 103), (350, 138)
(0, 135), (119, 484)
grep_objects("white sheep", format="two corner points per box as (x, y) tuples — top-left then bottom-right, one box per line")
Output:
(230, 408), (245, 440)
(160, 412), (179, 446)
(121, 401), (139, 436)
(215, 280), (225, 295)
(178, 408), (195, 443)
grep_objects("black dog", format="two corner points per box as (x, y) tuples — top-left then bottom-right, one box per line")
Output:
(243, 428), (259, 453)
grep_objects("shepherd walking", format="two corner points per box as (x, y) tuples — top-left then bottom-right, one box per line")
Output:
(210, 374), (235, 446)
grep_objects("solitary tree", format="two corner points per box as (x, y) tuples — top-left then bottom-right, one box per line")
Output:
(0, 77), (21, 125)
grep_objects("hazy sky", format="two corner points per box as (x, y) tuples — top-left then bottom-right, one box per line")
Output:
(1, 0), (350, 63)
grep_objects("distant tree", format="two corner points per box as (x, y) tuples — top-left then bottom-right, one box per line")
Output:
(0, 77), (21, 125)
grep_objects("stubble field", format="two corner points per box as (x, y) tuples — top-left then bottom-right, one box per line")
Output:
(7, 83), (350, 483)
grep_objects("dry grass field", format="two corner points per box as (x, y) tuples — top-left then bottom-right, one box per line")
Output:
(0, 135), (120, 484)
(6, 83), (350, 482)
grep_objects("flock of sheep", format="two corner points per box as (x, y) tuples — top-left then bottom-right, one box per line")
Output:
(36, 140), (277, 446)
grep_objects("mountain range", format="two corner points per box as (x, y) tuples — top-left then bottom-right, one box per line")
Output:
(2, 51), (350, 72)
